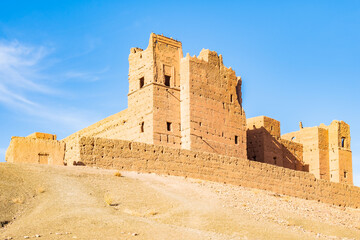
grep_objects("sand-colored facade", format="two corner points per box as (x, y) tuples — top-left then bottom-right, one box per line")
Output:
(5, 33), (356, 205)
(61, 33), (247, 164)
(6, 132), (65, 165)
(282, 120), (353, 185)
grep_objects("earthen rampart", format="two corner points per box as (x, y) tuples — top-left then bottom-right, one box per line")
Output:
(6, 136), (64, 165)
(77, 136), (360, 208)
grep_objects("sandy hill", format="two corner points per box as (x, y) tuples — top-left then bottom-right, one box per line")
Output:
(0, 163), (359, 240)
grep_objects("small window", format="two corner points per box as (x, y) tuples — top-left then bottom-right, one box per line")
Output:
(230, 94), (233, 103)
(341, 137), (345, 147)
(164, 75), (171, 87)
(253, 156), (257, 161)
(140, 122), (144, 133)
(344, 171), (347, 178)
(139, 77), (144, 88)
(273, 157), (277, 164)
(235, 135), (238, 144)
(271, 126), (273, 131)
(167, 122), (172, 131)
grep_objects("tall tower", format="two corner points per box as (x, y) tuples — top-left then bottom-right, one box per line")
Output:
(127, 33), (183, 147)
(328, 120), (353, 185)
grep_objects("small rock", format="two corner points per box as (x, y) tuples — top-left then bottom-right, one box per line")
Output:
(35, 235), (41, 238)
(132, 233), (138, 236)
(55, 233), (62, 235)
(24, 237), (29, 239)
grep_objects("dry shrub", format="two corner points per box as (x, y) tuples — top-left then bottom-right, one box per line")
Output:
(114, 171), (122, 177)
(104, 193), (113, 206)
(36, 186), (46, 194)
(12, 196), (24, 204)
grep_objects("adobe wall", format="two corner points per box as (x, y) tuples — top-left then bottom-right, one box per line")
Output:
(6, 137), (65, 165)
(77, 137), (360, 208)
(246, 116), (306, 171)
(151, 34), (183, 148)
(282, 120), (353, 185)
(246, 127), (305, 171)
(62, 109), (133, 165)
(180, 50), (247, 158)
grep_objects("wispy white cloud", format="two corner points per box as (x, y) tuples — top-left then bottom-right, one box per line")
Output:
(0, 40), (98, 131)
(0, 148), (6, 162)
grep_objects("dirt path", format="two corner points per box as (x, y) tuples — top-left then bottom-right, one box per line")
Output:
(1, 163), (360, 239)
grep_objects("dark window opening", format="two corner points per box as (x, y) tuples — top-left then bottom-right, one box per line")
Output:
(140, 122), (144, 133)
(271, 126), (273, 130)
(139, 77), (144, 88)
(341, 137), (345, 147)
(344, 171), (347, 178)
(253, 156), (257, 161)
(273, 157), (277, 165)
(167, 122), (172, 131)
(164, 75), (171, 87)
(230, 94), (233, 103)
(235, 135), (238, 144)
(199, 122), (202, 126)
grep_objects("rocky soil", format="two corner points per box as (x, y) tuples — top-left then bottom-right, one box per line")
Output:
(0, 163), (359, 240)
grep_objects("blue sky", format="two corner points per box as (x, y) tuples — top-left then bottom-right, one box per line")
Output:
(0, 1), (359, 185)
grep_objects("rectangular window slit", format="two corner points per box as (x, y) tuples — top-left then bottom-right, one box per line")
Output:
(139, 77), (144, 88)
(140, 122), (144, 133)
(167, 122), (172, 131)
(164, 75), (171, 87)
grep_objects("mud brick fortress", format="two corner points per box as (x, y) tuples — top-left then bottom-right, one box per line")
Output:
(6, 33), (359, 207)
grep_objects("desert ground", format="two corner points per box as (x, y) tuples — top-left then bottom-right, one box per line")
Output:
(0, 163), (359, 240)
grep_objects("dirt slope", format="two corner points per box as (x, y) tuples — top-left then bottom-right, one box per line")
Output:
(0, 163), (360, 240)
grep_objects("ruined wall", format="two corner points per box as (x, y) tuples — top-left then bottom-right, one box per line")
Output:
(328, 121), (352, 185)
(282, 120), (353, 185)
(62, 109), (131, 165)
(6, 136), (65, 165)
(180, 50), (246, 158)
(279, 139), (306, 171)
(283, 127), (324, 179)
(78, 137), (360, 208)
(247, 116), (280, 138)
(246, 116), (306, 171)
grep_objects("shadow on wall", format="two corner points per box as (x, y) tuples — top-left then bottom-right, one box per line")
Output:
(236, 79), (242, 107)
(247, 127), (309, 172)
